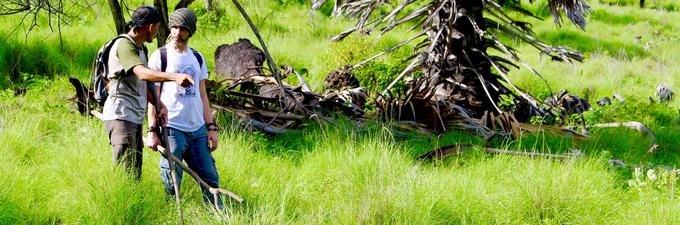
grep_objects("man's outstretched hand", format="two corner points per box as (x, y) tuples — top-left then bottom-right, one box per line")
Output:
(174, 73), (194, 87)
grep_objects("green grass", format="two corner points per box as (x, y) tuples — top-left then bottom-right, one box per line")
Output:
(599, 0), (680, 11)
(1, 77), (679, 224)
(1, 0), (680, 224)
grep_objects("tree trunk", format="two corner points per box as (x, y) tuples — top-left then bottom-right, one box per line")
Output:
(175, 0), (195, 10)
(422, 1), (507, 118)
(108, 0), (126, 34)
(206, 0), (213, 11)
(640, 0), (645, 8)
(154, 0), (170, 47)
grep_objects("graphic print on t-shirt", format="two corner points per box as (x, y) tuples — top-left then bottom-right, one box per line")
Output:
(176, 64), (197, 98)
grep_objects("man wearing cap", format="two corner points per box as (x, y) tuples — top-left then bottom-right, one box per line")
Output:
(103, 6), (194, 180)
(146, 8), (223, 208)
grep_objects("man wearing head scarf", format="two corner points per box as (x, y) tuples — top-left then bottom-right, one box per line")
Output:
(146, 8), (223, 208)
(103, 6), (194, 180)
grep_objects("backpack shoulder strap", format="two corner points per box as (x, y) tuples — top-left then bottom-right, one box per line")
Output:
(97, 35), (130, 78)
(160, 47), (168, 72)
(158, 47), (168, 95)
(160, 47), (203, 71)
(190, 48), (203, 70)
(142, 45), (149, 58)
(101, 35), (129, 72)
(118, 34), (147, 57)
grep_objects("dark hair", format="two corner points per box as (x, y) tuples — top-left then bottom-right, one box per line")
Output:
(126, 6), (162, 32)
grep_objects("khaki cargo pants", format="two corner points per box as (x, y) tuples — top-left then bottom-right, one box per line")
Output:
(105, 120), (143, 180)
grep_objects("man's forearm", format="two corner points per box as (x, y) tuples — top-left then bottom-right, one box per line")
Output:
(146, 86), (161, 126)
(134, 65), (178, 82)
(200, 81), (214, 123)
(147, 102), (158, 126)
(202, 99), (214, 124)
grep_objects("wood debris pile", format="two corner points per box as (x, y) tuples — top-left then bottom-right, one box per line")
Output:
(206, 39), (369, 133)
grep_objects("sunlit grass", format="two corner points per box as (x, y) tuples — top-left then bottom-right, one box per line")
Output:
(1, 0), (679, 224)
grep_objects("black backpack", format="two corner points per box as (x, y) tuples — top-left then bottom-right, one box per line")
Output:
(91, 35), (147, 106)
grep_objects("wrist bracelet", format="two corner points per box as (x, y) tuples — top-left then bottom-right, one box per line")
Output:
(206, 122), (218, 131)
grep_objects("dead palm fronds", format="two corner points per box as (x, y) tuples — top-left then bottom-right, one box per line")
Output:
(313, 0), (590, 134)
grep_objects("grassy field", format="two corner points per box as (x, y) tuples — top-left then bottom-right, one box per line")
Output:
(1, 0), (679, 224)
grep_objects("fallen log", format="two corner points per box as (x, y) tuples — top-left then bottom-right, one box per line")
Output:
(226, 91), (279, 102)
(213, 103), (302, 119)
(589, 121), (657, 153)
(243, 118), (290, 134)
(519, 123), (590, 139)
(212, 104), (305, 121)
(418, 144), (582, 160)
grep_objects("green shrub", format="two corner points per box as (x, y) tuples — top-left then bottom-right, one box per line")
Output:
(323, 36), (375, 69)
(353, 61), (407, 95)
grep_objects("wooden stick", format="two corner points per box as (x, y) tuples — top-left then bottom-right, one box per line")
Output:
(168, 151), (184, 224)
(148, 84), (184, 224)
(419, 144), (582, 160)
(157, 146), (244, 203)
(90, 110), (104, 120)
(519, 123), (590, 139)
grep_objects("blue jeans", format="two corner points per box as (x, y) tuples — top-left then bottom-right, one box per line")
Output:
(160, 125), (223, 208)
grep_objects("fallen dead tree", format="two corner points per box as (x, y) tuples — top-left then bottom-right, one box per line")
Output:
(417, 144), (583, 160)
(197, 0), (371, 134)
(65, 0), (668, 164)
(204, 69), (368, 134)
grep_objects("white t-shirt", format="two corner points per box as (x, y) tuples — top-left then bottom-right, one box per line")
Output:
(148, 46), (208, 132)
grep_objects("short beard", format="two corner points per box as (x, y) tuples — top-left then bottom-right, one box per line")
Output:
(170, 34), (188, 44)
